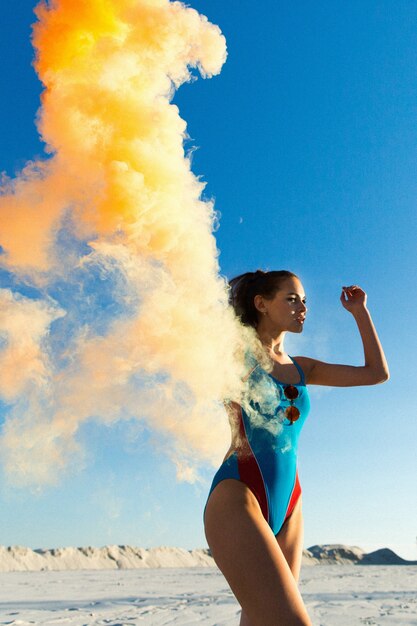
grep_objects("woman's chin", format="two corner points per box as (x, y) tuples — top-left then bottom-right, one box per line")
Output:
(292, 321), (304, 333)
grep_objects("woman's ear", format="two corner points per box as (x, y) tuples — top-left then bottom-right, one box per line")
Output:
(253, 294), (265, 314)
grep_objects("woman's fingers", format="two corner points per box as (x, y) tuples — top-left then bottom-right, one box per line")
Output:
(342, 285), (362, 297)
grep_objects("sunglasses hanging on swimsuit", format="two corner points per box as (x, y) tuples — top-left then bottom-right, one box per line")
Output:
(283, 385), (300, 425)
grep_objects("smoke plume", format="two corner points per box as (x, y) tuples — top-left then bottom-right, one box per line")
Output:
(0, 0), (267, 487)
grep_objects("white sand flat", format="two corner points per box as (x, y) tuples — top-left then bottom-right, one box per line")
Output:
(0, 565), (416, 625)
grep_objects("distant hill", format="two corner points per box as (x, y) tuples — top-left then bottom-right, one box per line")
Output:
(303, 544), (366, 565)
(303, 544), (417, 566)
(0, 544), (416, 572)
(360, 548), (417, 565)
(0, 545), (214, 572)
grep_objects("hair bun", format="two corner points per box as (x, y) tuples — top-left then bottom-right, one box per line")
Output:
(247, 269), (266, 283)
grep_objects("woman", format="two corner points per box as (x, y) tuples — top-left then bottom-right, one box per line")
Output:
(204, 270), (389, 626)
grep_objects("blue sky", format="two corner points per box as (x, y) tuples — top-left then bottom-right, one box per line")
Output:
(1, 0), (416, 559)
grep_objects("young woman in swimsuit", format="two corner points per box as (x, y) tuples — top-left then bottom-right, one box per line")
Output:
(204, 270), (389, 626)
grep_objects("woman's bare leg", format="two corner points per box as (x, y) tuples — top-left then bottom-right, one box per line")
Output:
(238, 495), (306, 625)
(239, 610), (253, 626)
(276, 495), (305, 582)
(204, 480), (312, 626)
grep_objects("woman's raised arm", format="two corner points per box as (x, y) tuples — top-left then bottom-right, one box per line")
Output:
(297, 285), (390, 387)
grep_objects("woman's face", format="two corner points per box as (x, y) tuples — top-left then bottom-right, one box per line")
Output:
(254, 277), (307, 333)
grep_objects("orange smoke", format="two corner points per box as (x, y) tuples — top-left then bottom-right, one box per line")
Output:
(0, 0), (265, 487)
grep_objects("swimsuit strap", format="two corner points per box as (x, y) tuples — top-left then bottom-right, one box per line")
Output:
(289, 356), (306, 386)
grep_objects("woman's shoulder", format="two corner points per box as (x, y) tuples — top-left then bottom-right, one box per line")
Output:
(292, 356), (316, 384)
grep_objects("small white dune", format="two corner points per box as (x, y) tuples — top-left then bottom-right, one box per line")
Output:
(0, 545), (215, 572)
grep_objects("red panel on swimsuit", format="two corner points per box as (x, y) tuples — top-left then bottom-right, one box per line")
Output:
(284, 470), (301, 522)
(235, 404), (269, 524)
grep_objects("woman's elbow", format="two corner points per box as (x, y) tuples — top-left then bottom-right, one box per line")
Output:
(364, 364), (390, 384)
(375, 369), (390, 384)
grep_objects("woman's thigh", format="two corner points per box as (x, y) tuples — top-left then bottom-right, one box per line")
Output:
(276, 495), (305, 582)
(204, 480), (311, 626)
(239, 495), (306, 625)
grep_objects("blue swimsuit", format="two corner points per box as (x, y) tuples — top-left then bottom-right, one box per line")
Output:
(205, 356), (310, 535)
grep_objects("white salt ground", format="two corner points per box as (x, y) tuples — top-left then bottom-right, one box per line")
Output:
(0, 565), (416, 625)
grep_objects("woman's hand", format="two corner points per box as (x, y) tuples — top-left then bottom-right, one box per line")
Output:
(340, 285), (367, 315)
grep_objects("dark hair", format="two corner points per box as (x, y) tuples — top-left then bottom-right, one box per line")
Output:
(228, 269), (299, 328)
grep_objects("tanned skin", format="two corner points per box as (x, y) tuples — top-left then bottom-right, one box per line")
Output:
(205, 278), (389, 626)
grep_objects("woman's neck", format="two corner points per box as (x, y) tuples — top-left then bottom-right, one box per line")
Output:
(257, 331), (286, 356)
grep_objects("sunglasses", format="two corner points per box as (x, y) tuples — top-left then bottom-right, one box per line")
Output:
(283, 385), (300, 425)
